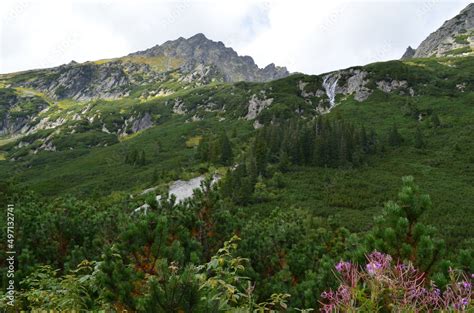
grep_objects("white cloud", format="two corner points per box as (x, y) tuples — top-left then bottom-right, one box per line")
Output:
(0, 0), (471, 74)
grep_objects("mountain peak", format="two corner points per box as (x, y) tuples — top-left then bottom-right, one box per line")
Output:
(402, 3), (473, 59)
(130, 33), (289, 82)
(188, 33), (208, 41)
(401, 46), (416, 59)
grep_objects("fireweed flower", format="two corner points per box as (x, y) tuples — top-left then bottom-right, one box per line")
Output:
(337, 285), (351, 303)
(320, 251), (473, 312)
(461, 281), (471, 289)
(335, 261), (351, 273)
(366, 261), (383, 276)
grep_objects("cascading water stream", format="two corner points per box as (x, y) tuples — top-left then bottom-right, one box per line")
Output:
(322, 75), (339, 109)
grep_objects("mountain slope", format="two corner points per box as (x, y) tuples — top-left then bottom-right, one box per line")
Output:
(0, 55), (473, 248)
(402, 3), (474, 58)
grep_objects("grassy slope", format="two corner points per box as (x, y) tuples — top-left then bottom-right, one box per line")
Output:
(0, 115), (254, 196)
(0, 56), (472, 247)
(247, 90), (474, 247)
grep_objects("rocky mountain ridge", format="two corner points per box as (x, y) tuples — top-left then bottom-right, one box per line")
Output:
(402, 3), (474, 58)
(130, 33), (289, 82)
(1, 34), (289, 103)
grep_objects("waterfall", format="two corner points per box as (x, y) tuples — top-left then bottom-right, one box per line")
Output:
(322, 75), (339, 109)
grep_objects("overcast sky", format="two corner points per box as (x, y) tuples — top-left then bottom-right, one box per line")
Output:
(0, 0), (471, 75)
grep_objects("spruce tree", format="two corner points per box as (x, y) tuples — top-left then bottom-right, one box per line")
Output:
(368, 129), (378, 154)
(254, 132), (268, 176)
(197, 136), (211, 162)
(414, 127), (426, 149)
(219, 132), (233, 165)
(431, 113), (441, 128)
(138, 150), (146, 166)
(277, 149), (290, 173)
(388, 124), (403, 147)
(360, 126), (369, 153)
(151, 168), (159, 183)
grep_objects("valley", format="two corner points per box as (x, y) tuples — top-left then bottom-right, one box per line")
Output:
(0, 3), (473, 312)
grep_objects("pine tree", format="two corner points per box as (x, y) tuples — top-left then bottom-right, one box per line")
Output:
(388, 124), (403, 147)
(366, 176), (445, 273)
(125, 149), (139, 165)
(197, 136), (210, 162)
(223, 163), (254, 205)
(277, 149), (290, 173)
(368, 129), (378, 154)
(338, 135), (349, 166)
(153, 139), (161, 157)
(254, 133), (268, 176)
(360, 126), (369, 153)
(151, 168), (159, 183)
(219, 132), (233, 165)
(431, 113), (441, 128)
(208, 140), (220, 163)
(138, 150), (146, 166)
(414, 127), (426, 149)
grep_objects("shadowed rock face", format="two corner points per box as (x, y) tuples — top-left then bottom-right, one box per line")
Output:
(130, 33), (289, 82)
(0, 89), (48, 136)
(402, 3), (474, 59)
(401, 46), (416, 59)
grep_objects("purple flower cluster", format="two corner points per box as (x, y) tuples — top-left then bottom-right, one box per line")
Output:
(334, 260), (359, 288)
(335, 261), (351, 273)
(320, 252), (473, 312)
(366, 251), (391, 276)
(320, 285), (352, 312)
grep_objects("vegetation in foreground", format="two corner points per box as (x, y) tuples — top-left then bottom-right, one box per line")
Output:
(0, 176), (472, 311)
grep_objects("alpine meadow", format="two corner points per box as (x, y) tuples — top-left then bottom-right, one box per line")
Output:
(0, 2), (473, 312)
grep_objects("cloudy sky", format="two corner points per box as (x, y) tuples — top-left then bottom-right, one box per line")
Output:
(0, 0), (471, 74)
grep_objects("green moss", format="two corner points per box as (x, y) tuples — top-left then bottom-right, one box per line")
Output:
(454, 34), (469, 44)
(445, 46), (472, 56)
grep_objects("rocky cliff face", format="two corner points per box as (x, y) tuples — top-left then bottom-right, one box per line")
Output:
(0, 89), (49, 136)
(131, 33), (289, 82)
(402, 3), (474, 58)
(13, 60), (171, 101)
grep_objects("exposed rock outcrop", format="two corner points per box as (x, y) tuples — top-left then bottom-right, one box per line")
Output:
(298, 67), (417, 114)
(172, 98), (186, 114)
(118, 113), (154, 136)
(317, 69), (372, 107)
(16, 62), (134, 101)
(245, 94), (273, 120)
(0, 89), (49, 136)
(131, 112), (153, 133)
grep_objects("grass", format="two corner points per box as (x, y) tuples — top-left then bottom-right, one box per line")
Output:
(0, 115), (254, 197)
(444, 46), (472, 56)
(0, 135), (24, 148)
(94, 55), (185, 72)
(185, 135), (202, 148)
